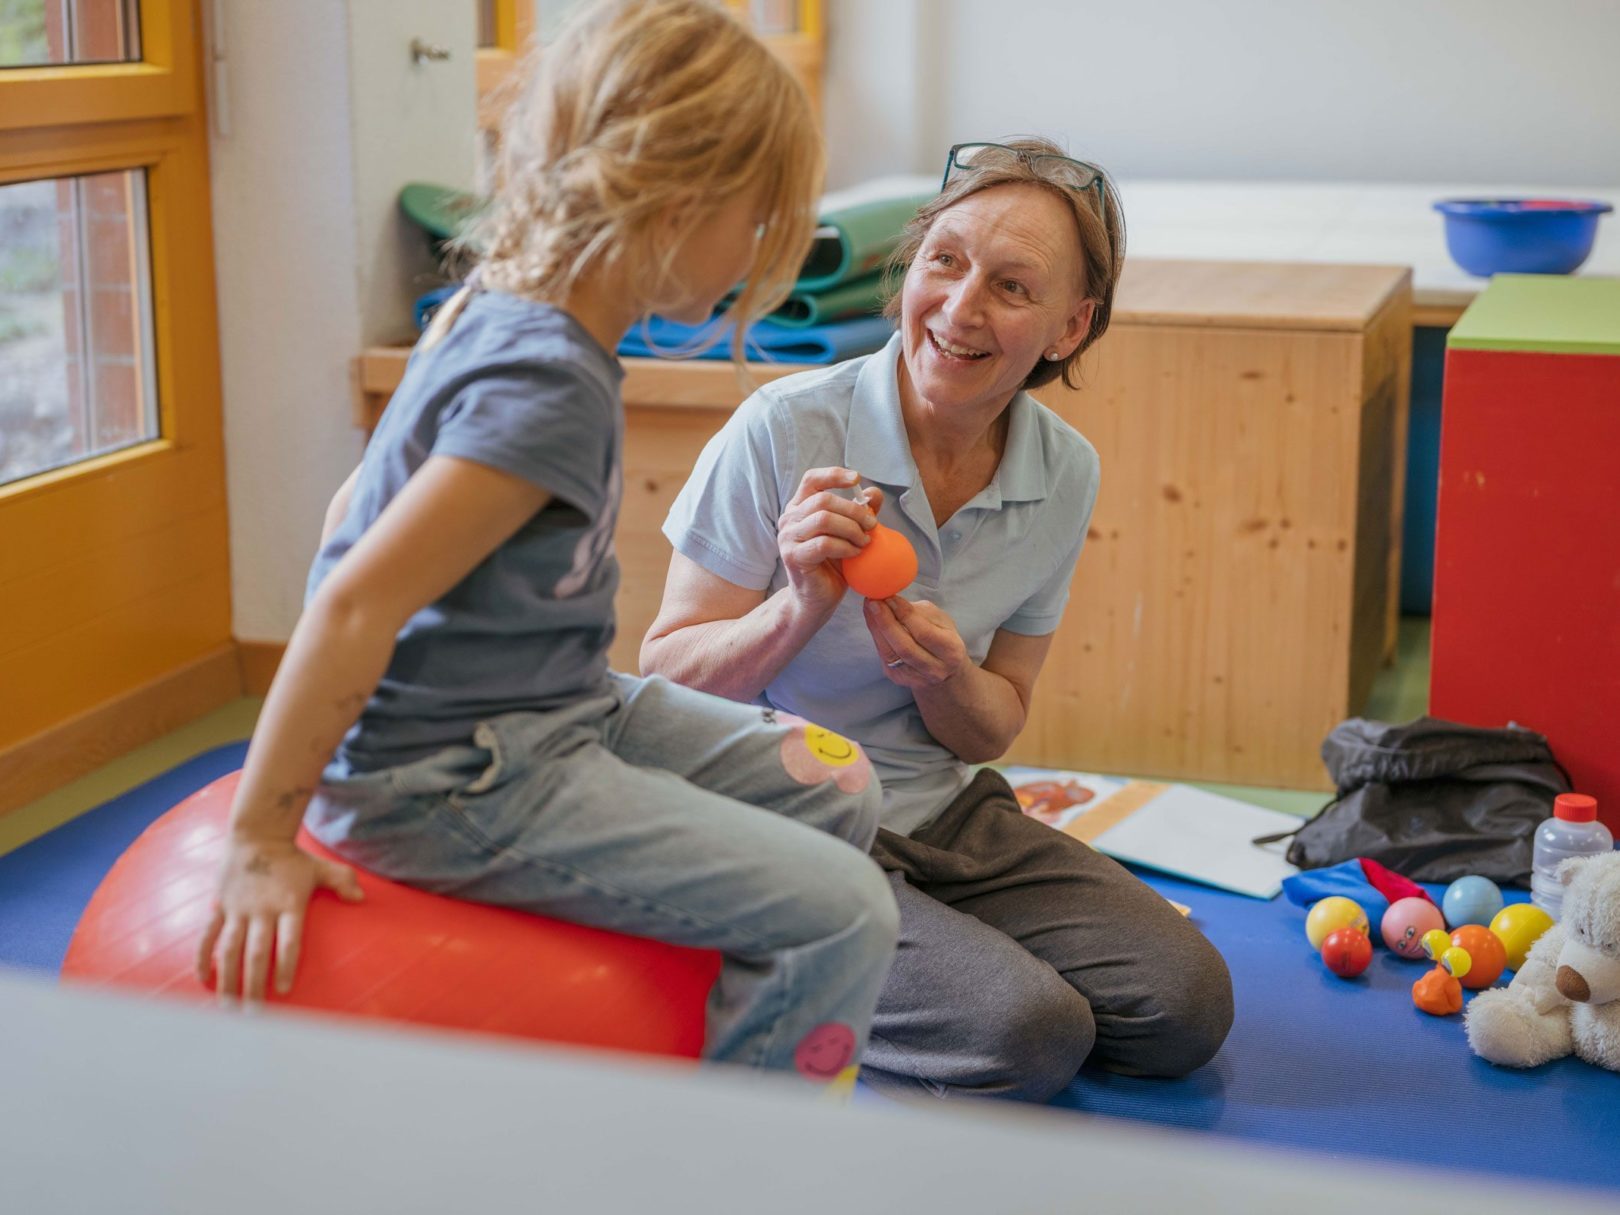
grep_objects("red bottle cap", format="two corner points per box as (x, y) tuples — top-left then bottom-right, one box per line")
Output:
(1555, 793), (1598, 823)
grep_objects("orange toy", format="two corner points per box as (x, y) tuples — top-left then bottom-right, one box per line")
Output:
(62, 772), (720, 1058)
(1413, 931), (1472, 1016)
(1450, 924), (1507, 989)
(841, 522), (918, 600)
(1413, 965), (1465, 1016)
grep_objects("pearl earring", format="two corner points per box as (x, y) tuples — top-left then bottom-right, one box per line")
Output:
(1046, 350), (1061, 361)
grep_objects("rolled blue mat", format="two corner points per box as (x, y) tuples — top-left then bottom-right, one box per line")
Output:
(618, 313), (895, 365)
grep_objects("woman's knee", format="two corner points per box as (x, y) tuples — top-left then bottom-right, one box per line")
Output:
(966, 973), (1096, 1102)
(1127, 939), (1235, 1077)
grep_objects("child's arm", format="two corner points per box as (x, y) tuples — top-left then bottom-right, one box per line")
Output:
(319, 464), (362, 546)
(196, 454), (550, 1003)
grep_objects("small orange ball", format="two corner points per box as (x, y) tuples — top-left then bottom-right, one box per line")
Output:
(841, 523), (918, 600)
(1450, 925), (1507, 989)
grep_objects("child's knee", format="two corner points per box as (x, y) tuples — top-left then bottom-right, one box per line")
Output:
(800, 768), (883, 853)
(837, 776), (885, 853)
(819, 851), (900, 960)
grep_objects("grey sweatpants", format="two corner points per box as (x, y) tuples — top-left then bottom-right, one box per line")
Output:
(864, 769), (1235, 1102)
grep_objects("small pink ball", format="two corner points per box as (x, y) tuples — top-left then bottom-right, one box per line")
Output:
(1381, 896), (1445, 959)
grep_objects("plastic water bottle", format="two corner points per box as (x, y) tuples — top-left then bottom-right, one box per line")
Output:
(1531, 793), (1613, 920)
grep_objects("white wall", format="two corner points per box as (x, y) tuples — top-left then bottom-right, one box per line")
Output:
(213, 0), (1619, 643)
(209, 1), (476, 644)
(824, 0), (1620, 188)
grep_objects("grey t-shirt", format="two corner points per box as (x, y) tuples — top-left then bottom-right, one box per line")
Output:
(309, 292), (626, 776)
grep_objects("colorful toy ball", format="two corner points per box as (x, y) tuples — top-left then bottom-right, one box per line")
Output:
(1305, 896), (1369, 950)
(840, 522), (918, 600)
(1421, 928), (1455, 961)
(1441, 875), (1505, 928)
(1489, 902), (1556, 971)
(1381, 896), (1446, 958)
(1449, 925), (1507, 989)
(1321, 926), (1374, 978)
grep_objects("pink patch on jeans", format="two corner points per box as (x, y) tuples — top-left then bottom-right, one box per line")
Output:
(794, 1022), (857, 1081)
(778, 726), (873, 794)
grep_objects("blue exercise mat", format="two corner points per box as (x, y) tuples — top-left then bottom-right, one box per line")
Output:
(5, 747), (1617, 1194)
(617, 313), (894, 364)
(0, 743), (247, 974)
(1057, 868), (1620, 1192)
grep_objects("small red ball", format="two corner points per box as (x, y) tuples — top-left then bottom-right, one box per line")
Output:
(1321, 925), (1374, 978)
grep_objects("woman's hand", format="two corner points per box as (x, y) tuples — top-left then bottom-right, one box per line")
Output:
(777, 467), (884, 615)
(196, 835), (364, 1003)
(864, 596), (971, 689)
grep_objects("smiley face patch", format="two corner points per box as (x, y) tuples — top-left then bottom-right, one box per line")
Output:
(794, 1022), (857, 1082)
(775, 714), (872, 793)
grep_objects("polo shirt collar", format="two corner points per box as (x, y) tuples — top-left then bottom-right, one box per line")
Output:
(845, 334), (1051, 505)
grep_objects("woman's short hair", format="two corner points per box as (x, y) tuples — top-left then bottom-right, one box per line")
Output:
(470, 0), (823, 359)
(883, 136), (1126, 392)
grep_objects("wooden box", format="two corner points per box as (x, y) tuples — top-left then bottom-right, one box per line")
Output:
(1004, 260), (1412, 790)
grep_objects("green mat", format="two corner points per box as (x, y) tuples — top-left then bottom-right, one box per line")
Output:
(797, 190), (936, 292)
(767, 272), (886, 328)
(399, 182), (487, 253)
(395, 181), (934, 296)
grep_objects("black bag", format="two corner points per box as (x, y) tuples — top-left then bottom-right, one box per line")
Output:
(1258, 717), (1571, 887)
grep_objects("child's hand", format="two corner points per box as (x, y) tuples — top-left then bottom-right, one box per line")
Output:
(777, 468), (885, 614)
(864, 596), (969, 688)
(196, 837), (364, 1004)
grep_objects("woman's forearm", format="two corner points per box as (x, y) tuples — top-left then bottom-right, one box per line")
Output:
(642, 588), (836, 704)
(913, 662), (1029, 765)
(227, 590), (398, 845)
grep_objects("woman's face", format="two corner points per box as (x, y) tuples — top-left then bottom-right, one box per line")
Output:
(899, 183), (1095, 417)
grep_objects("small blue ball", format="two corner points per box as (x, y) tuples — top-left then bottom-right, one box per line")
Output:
(1442, 875), (1504, 929)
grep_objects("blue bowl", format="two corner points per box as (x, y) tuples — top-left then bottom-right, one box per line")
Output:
(1433, 198), (1612, 277)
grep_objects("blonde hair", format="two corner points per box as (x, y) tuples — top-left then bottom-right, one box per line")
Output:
(882, 137), (1126, 391)
(427, 0), (822, 361)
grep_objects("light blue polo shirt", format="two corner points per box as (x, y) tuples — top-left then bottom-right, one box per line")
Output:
(663, 334), (1100, 836)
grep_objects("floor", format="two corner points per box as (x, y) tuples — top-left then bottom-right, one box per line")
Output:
(0, 618), (1431, 859)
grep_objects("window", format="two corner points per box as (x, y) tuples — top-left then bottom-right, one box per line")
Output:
(0, 0), (141, 69)
(0, 168), (158, 486)
(0, 0), (231, 808)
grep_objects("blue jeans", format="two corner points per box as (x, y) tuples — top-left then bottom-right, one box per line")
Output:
(306, 673), (899, 1082)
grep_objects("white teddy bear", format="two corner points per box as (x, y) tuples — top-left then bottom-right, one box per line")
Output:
(1466, 850), (1620, 1072)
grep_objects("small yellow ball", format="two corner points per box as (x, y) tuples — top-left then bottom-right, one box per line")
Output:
(1441, 946), (1473, 980)
(1489, 903), (1556, 971)
(1306, 896), (1369, 950)
(1421, 929), (1453, 960)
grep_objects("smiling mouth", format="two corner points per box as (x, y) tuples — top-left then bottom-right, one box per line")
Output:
(927, 329), (990, 361)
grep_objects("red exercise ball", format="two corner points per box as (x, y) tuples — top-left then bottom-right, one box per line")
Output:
(841, 523), (918, 600)
(61, 771), (721, 1058)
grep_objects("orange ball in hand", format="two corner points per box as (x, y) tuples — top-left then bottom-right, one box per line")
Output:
(841, 523), (918, 600)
